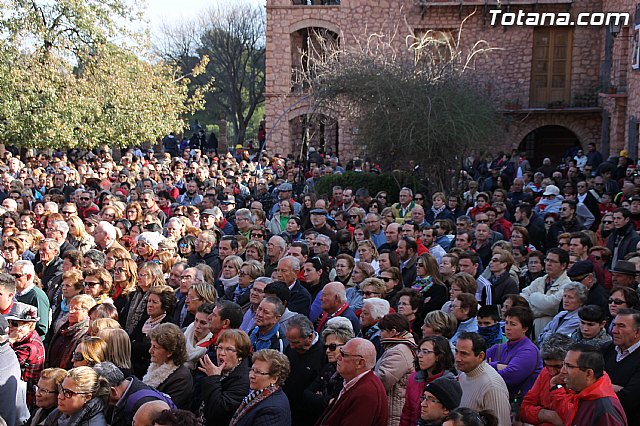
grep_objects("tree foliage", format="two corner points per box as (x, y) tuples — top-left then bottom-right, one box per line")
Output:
(0, 0), (203, 149)
(303, 24), (505, 191)
(156, 3), (266, 147)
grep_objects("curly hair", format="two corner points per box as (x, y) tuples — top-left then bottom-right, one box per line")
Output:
(252, 349), (291, 386)
(147, 285), (178, 316)
(148, 323), (187, 366)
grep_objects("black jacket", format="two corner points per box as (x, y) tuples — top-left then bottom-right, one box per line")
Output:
(188, 250), (221, 278)
(156, 365), (193, 410)
(606, 222), (640, 268)
(200, 359), (250, 426)
(111, 377), (167, 426)
(283, 339), (326, 426)
(288, 280), (312, 318)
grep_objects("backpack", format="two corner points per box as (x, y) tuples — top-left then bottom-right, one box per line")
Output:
(124, 389), (177, 415)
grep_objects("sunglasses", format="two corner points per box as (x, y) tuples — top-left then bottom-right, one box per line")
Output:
(9, 320), (24, 327)
(363, 290), (381, 297)
(377, 276), (393, 282)
(609, 298), (626, 305)
(602, 221), (613, 224)
(72, 352), (85, 362)
(325, 343), (345, 352)
(476, 220), (488, 224)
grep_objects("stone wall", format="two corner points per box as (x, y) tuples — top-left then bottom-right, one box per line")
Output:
(266, 0), (607, 161)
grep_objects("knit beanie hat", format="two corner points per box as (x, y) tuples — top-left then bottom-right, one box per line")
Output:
(424, 376), (463, 411)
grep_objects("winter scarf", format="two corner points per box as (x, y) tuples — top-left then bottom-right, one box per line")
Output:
(229, 385), (280, 426)
(431, 204), (447, 219)
(412, 276), (434, 294)
(143, 361), (179, 389)
(221, 275), (240, 291)
(125, 290), (149, 334)
(141, 314), (166, 336)
(45, 396), (105, 426)
(564, 373), (619, 425)
(184, 322), (212, 370)
(478, 322), (503, 347)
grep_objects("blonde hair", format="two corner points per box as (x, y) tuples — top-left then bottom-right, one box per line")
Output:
(191, 282), (217, 304)
(114, 258), (137, 295)
(194, 264), (215, 285)
(88, 318), (121, 336)
(40, 368), (67, 387)
(66, 366), (111, 403)
(357, 240), (379, 260)
(223, 255), (243, 272)
(139, 262), (165, 288)
(97, 328), (132, 369)
(66, 215), (87, 239)
(76, 337), (108, 366)
(70, 294), (97, 311)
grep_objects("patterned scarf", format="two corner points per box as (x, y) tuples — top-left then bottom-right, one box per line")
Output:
(141, 314), (166, 335)
(412, 276), (434, 294)
(431, 204), (446, 218)
(125, 290), (149, 334)
(229, 385), (279, 426)
(478, 322), (503, 347)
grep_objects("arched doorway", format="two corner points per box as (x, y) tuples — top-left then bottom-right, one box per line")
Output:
(289, 113), (338, 160)
(518, 125), (581, 168)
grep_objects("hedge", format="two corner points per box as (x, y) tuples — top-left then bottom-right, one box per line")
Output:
(313, 171), (424, 204)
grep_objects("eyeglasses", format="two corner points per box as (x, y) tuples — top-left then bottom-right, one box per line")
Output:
(58, 385), (90, 399)
(476, 220), (488, 224)
(251, 233), (265, 238)
(377, 276), (393, 282)
(416, 348), (435, 356)
(68, 306), (87, 313)
(363, 290), (381, 297)
(79, 197), (90, 201)
(214, 345), (237, 353)
(417, 262), (425, 267)
(602, 220), (613, 224)
(72, 352), (85, 362)
(238, 271), (250, 277)
(83, 281), (101, 287)
(249, 368), (271, 376)
(113, 267), (125, 274)
(543, 361), (564, 370)
(62, 210), (76, 215)
(420, 395), (441, 404)
(339, 348), (364, 359)
(562, 362), (585, 371)
(10, 273), (24, 279)
(609, 298), (626, 305)
(325, 343), (345, 352)
(34, 385), (57, 395)
(545, 220), (555, 225)
(414, 197), (424, 201)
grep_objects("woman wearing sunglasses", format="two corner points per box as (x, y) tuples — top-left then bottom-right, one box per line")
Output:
(606, 286), (639, 333)
(301, 318), (355, 422)
(44, 366), (111, 426)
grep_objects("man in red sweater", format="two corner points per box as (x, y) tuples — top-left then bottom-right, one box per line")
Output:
(315, 338), (388, 426)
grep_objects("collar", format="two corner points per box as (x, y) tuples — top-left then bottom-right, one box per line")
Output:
(615, 338), (640, 361)
(342, 370), (370, 394)
(16, 284), (35, 297)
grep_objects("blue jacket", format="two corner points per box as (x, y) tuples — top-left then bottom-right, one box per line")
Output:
(250, 323), (287, 352)
(232, 388), (291, 426)
(451, 317), (478, 344)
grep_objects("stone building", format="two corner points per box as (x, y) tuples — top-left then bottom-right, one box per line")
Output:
(265, 0), (638, 166)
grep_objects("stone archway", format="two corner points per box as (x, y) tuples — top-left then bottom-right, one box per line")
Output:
(288, 111), (339, 160)
(517, 125), (582, 168)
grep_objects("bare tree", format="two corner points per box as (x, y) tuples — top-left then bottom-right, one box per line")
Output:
(196, 3), (266, 147)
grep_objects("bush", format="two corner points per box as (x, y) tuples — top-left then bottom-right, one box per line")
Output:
(313, 171), (423, 203)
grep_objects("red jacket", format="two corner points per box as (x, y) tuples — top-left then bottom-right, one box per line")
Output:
(520, 367), (569, 426)
(315, 370), (388, 426)
(399, 371), (447, 426)
(550, 372), (627, 426)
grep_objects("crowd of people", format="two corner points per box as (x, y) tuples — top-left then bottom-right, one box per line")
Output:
(0, 140), (639, 426)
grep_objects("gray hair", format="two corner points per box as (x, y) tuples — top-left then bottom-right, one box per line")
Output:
(540, 333), (573, 361)
(255, 277), (273, 286)
(84, 249), (106, 267)
(280, 255), (301, 272)
(41, 238), (60, 252)
(211, 207), (224, 220)
(363, 298), (390, 321)
(235, 208), (254, 224)
(457, 215), (472, 225)
(262, 296), (285, 317)
(269, 235), (286, 251)
(315, 234), (331, 247)
(166, 217), (183, 228)
(14, 260), (35, 277)
(366, 213), (381, 222)
(98, 221), (117, 241)
(52, 220), (69, 235)
(322, 317), (355, 343)
(563, 282), (589, 305)
(93, 361), (125, 387)
(286, 314), (315, 338)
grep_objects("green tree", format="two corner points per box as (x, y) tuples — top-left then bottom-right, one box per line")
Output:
(0, 0), (203, 149)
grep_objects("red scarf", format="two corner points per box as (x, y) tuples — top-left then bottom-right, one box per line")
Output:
(316, 303), (350, 332)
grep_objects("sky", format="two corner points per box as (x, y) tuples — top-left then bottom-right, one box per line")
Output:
(142, 0), (264, 37)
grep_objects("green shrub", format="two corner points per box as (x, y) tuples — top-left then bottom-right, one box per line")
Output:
(314, 171), (423, 203)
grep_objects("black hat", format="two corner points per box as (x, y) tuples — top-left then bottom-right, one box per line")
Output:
(423, 377), (463, 411)
(567, 260), (594, 279)
(118, 168), (130, 177)
(221, 195), (236, 205)
(612, 260), (637, 276)
(310, 208), (327, 215)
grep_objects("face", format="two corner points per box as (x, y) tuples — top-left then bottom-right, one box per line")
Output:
(612, 314), (640, 350)
(379, 271), (397, 292)
(286, 327), (314, 354)
(303, 263), (322, 284)
(562, 290), (582, 311)
(451, 298), (468, 321)
(416, 340), (437, 371)
(580, 317), (604, 340)
(385, 224), (399, 244)
(186, 288), (203, 314)
(254, 300), (279, 329)
(9, 319), (33, 343)
(420, 390), (448, 423)
(223, 260), (239, 279)
(137, 269), (153, 292)
(489, 255), (507, 275)
(146, 293), (164, 318)
(504, 315), (528, 341)
(68, 301), (88, 324)
(57, 377), (91, 415)
(609, 290), (629, 317)
(215, 338), (240, 371)
(457, 258), (477, 277)
(276, 260), (297, 284)
(528, 256), (543, 274)
(455, 338), (484, 373)
(455, 234), (470, 250)
(449, 284), (462, 301)
(149, 339), (172, 365)
(561, 350), (590, 392)
(544, 253), (565, 278)
(438, 257), (455, 277)
(2, 242), (18, 263)
(358, 244), (374, 262)
(249, 359), (276, 391)
(193, 312), (210, 340)
(83, 275), (103, 298)
(35, 378), (58, 409)
(613, 212), (629, 229)
(397, 295), (416, 318)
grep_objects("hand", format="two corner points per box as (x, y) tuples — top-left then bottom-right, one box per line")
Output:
(198, 354), (225, 376)
(549, 373), (566, 386)
(538, 409), (563, 426)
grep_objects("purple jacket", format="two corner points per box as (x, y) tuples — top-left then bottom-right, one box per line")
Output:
(486, 337), (542, 399)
